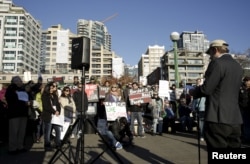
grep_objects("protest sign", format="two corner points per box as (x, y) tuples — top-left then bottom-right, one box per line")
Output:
(128, 88), (152, 105)
(85, 84), (99, 102)
(98, 86), (109, 99)
(104, 102), (127, 121)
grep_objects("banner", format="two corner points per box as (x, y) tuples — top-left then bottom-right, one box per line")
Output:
(128, 89), (152, 105)
(85, 84), (99, 102)
(104, 102), (127, 121)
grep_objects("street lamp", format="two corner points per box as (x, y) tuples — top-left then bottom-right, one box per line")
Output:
(170, 32), (180, 88)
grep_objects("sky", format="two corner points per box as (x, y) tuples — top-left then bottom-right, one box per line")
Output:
(13, 0), (250, 66)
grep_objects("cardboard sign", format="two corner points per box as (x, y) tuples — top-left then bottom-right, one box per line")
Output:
(128, 89), (152, 105)
(104, 102), (127, 121)
(85, 84), (99, 102)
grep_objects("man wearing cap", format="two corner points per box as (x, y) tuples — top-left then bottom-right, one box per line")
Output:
(190, 40), (243, 152)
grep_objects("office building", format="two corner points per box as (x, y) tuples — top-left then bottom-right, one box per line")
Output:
(178, 31), (209, 52)
(77, 19), (111, 51)
(41, 24), (77, 74)
(0, 0), (41, 74)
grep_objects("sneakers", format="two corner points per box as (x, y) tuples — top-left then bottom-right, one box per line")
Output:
(200, 138), (204, 141)
(70, 134), (75, 139)
(140, 135), (146, 138)
(115, 142), (123, 150)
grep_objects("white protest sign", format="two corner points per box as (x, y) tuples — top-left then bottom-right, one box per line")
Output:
(104, 102), (127, 121)
(158, 80), (170, 99)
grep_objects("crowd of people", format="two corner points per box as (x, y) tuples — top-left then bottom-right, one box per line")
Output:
(0, 72), (249, 154)
(0, 40), (249, 156)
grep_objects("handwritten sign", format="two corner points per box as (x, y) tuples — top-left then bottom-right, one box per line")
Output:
(104, 102), (127, 121)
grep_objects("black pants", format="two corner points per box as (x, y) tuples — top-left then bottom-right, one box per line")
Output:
(204, 122), (241, 150)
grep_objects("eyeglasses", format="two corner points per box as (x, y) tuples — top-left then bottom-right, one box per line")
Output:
(65, 90), (70, 92)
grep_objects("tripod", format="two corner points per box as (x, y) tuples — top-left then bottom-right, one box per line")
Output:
(49, 66), (124, 164)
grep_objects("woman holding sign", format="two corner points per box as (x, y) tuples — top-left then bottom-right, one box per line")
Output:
(104, 84), (126, 150)
(104, 84), (124, 103)
(41, 82), (61, 151)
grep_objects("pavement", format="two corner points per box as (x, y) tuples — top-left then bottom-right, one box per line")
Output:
(0, 130), (209, 164)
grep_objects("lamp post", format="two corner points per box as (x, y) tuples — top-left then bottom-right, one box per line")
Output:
(170, 32), (180, 88)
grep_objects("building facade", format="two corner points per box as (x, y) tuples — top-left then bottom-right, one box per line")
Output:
(138, 45), (165, 83)
(178, 31), (209, 52)
(161, 49), (210, 86)
(0, 0), (41, 74)
(40, 24), (77, 74)
(77, 19), (111, 51)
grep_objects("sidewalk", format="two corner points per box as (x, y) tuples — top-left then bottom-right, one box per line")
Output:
(0, 131), (208, 164)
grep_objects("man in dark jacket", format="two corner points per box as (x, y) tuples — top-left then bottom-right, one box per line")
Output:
(191, 40), (243, 152)
(5, 76), (29, 154)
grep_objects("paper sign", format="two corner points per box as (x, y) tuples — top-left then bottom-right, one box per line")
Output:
(104, 102), (127, 121)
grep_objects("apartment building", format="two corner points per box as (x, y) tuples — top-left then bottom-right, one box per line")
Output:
(138, 45), (165, 83)
(178, 31), (209, 52)
(161, 49), (210, 86)
(77, 19), (111, 51)
(0, 0), (41, 74)
(41, 24), (77, 74)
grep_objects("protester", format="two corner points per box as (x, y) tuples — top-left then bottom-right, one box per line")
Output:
(192, 78), (206, 141)
(41, 82), (61, 151)
(34, 84), (45, 143)
(190, 39), (243, 152)
(106, 117), (133, 150)
(127, 82), (145, 138)
(149, 91), (164, 135)
(163, 99), (176, 134)
(5, 76), (29, 154)
(178, 98), (193, 132)
(239, 76), (250, 143)
(59, 86), (76, 138)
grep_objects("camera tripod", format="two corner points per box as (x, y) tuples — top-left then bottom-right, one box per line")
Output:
(48, 66), (123, 164)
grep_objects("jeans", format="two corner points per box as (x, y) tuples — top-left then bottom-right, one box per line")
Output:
(130, 112), (143, 136)
(43, 121), (61, 147)
(179, 116), (193, 131)
(106, 130), (117, 147)
(153, 118), (163, 134)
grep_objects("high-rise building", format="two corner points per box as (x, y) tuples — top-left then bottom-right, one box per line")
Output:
(178, 31), (209, 52)
(77, 19), (111, 51)
(41, 24), (77, 74)
(138, 54), (149, 77)
(0, 0), (41, 74)
(138, 45), (165, 81)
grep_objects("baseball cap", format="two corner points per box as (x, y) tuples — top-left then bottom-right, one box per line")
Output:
(206, 39), (229, 54)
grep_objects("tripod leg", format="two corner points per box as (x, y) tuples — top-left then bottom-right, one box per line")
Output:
(48, 118), (80, 164)
(87, 118), (124, 164)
